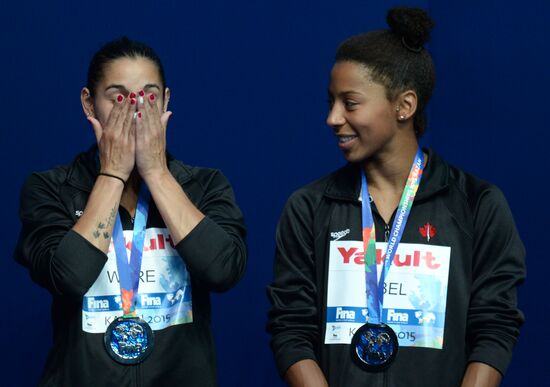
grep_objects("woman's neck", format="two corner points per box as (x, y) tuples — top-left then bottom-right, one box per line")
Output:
(363, 140), (420, 193)
(363, 140), (421, 224)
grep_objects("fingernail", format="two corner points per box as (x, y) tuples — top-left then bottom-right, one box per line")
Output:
(133, 112), (137, 119)
(129, 92), (137, 99)
(138, 90), (145, 97)
(139, 96), (144, 104)
(117, 95), (124, 103)
(149, 94), (155, 101)
(138, 112), (142, 119)
(130, 98), (136, 105)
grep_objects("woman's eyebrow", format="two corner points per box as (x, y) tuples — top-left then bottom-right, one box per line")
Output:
(327, 88), (363, 97)
(103, 84), (161, 94)
(143, 84), (161, 91)
(340, 90), (362, 96)
(104, 84), (129, 93)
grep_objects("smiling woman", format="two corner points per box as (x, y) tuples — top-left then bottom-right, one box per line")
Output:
(267, 7), (525, 387)
(14, 37), (247, 387)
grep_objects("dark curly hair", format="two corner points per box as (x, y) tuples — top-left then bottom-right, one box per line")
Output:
(86, 37), (166, 97)
(335, 7), (435, 136)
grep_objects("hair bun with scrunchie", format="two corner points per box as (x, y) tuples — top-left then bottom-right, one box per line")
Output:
(386, 7), (434, 52)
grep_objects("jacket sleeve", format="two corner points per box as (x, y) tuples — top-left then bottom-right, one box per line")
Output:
(14, 173), (108, 300)
(175, 170), (247, 292)
(466, 185), (526, 375)
(266, 189), (321, 377)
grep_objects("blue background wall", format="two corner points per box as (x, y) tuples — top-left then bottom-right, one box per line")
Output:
(1, 0), (547, 385)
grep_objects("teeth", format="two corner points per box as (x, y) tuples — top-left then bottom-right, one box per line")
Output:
(339, 136), (356, 143)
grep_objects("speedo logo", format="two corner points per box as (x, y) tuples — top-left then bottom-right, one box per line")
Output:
(337, 247), (441, 269)
(330, 229), (350, 241)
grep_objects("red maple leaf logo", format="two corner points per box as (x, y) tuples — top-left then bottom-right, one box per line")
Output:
(419, 223), (437, 241)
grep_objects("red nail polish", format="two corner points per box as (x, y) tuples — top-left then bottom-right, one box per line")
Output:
(129, 92), (136, 99)
(139, 90), (145, 97)
(149, 94), (155, 101)
(131, 98), (136, 105)
(117, 95), (124, 103)
(138, 112), (142, 119)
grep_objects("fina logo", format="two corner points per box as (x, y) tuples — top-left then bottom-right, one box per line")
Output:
(387, 309), (409, 323)
(141, 294), (162, 307)
(87, 297), (109, 310)
(336, 307), (356, 321)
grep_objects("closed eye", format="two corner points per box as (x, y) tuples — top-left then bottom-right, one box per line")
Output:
(344, 100), (359, 110)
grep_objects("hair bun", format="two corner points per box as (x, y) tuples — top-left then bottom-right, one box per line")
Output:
(387, 7), (434, 50)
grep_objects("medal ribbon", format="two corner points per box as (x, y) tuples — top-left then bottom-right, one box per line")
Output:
(361, 149), (424, 324)
(112, 183), (151, 317)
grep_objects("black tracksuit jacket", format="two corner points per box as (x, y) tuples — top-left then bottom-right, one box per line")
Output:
(15, 146), (247, 386)
(267, 149), (525, 387)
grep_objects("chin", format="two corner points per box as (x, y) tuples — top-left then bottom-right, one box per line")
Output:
(341, 151), (367, 165)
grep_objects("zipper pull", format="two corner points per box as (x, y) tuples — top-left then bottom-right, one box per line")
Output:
(384, 223), (390, 242)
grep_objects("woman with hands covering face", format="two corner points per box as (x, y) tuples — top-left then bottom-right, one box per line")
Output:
(15, 37), (246, 387)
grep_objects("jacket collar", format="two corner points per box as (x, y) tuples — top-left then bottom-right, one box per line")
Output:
(323, 148), (450, 202)
(65, 145), (194, 192)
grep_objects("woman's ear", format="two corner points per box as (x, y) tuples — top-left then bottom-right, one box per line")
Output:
(395, 90), (418, 122)
(81, 87), (95, 118)
(163, 87), (171, 113)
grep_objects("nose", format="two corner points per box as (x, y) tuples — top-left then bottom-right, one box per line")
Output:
(326, 104), (345, 130)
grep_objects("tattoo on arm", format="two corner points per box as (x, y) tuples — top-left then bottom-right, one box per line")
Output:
(107, 207), (117, 227)
(93, 206), (118, 240)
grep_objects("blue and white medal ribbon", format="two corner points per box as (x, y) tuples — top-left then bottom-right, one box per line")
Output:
(104, 183), (155, 364)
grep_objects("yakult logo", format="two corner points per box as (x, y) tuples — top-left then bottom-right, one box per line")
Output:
(108, 229), (177, 254)
(337, 247), (441, 269)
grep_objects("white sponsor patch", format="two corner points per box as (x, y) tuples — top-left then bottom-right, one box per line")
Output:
(325, 240), (451, 349)
(82, 228), (193, 333)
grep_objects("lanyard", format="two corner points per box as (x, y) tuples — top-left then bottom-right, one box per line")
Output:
(361, 149), (425, 324)
(112, 183), (151, 317)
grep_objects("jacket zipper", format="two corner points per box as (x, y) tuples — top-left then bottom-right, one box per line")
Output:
(384, 223), (390, 242)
